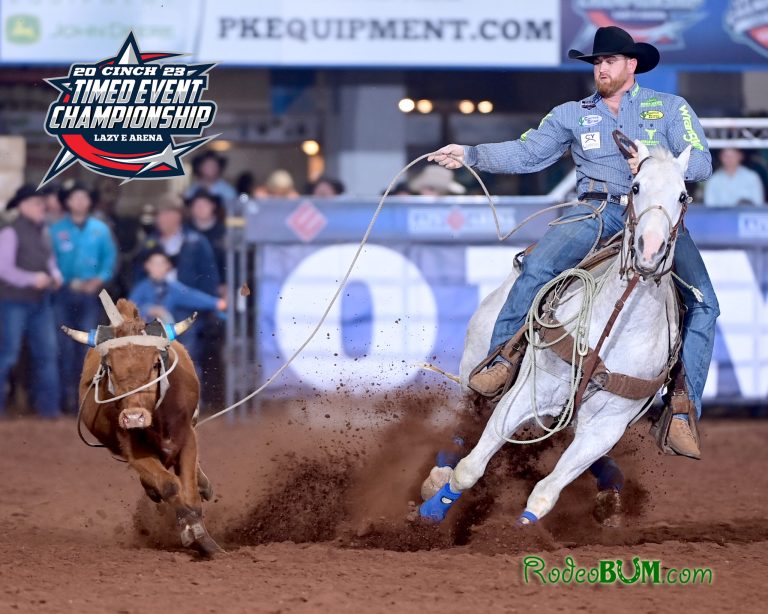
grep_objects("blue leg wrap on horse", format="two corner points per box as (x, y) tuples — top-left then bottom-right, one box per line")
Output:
(419, 482), (462, 522)
(589, 456), (625, 492)
(517, 510), (538, 525)
(435, 436), (465, 469)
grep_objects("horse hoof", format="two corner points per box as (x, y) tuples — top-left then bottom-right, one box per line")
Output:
(420, 466), (453, 501)
(515, 510), (538, 527)
(419, 482), (462, 523)
(593, 488), (622, 528)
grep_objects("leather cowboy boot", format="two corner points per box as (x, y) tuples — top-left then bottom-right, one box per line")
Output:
(468, 361), (512, 396)
(468, 326), (527, 397)
(667, 416), (701, 460)
(653, 361), (701, 460)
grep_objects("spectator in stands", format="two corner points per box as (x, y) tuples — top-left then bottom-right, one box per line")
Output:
(409, 166), (467, 196)
(51, 181), (117, 413)
(186, 188), (226, 286)
(704, 148), (765, 206)
(255, 169), (300, 198)
(184, 150), (237, 211)
(129, 249), (226, 324)
(308, 176), (345, 197)
(137, 194), (220, 394)
(236, 171), (257, 199)
(40, 183), (65, 224)
(91, 176), (144, 298)
(0, 185), (62, 419)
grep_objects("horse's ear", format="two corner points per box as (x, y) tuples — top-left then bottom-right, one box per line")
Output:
(676, 145), (693, 174)
(634, 139), (651, 164)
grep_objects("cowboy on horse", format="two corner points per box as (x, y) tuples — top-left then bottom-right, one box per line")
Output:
(429, 26), (719, 460)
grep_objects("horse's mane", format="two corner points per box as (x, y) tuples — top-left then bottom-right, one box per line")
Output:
(114, 298), (146, 336)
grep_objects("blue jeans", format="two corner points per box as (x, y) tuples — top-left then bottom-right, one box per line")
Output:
(488, 201), (720, 418)
(0, 296), (61, 418)
(56, 287), (101, 413)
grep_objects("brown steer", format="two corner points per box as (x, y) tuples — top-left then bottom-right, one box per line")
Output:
(62, 296), (221, 556)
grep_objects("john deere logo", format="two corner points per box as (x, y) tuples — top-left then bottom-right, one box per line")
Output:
(640, 110), (664, 120)
(6, 15), (40, 44)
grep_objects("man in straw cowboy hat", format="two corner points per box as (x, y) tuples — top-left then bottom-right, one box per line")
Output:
(430, 26), (719, 459)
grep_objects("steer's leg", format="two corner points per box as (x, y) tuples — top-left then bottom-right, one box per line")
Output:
(118, 431), (184, 505)
(521, 413), (627, 523)
(176, 427), (222, 556)
(197, 465), (214, 501)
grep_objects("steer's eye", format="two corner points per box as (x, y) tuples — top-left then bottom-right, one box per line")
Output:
(631, 184), (640, 195)
(679, 192), (688, 203)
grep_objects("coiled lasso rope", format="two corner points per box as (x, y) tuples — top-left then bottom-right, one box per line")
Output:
(491, 265), (614, 445)
(198, 153), (605, 427)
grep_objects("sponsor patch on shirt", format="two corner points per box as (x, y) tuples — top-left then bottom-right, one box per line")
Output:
(580, 131), (601, 151)
(579, 114), (602, 127)
(640, 97), (663, 108)
(640, 110), (664, 120)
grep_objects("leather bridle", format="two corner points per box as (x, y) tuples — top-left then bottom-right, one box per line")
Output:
(612, 130), (692, 283)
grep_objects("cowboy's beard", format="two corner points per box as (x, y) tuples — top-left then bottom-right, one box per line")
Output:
(595, 72), (626, 97)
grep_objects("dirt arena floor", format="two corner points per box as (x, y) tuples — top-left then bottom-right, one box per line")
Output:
(1, 394), (767, 613)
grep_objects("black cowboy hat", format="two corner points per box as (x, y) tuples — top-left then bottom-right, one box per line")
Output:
(568, 26), (660, 74)
(184, 187), (223, 211)
(191, 150), (227, 175)
(5, 184), (42, 210)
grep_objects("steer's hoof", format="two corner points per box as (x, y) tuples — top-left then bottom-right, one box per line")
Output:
(419, 482), (462, 523)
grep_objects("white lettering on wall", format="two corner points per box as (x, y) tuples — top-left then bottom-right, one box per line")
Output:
(275, 244), (438, 390)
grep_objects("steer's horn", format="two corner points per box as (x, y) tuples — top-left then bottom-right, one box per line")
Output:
(61, 325), (91, 345)
(99, 289), (124, 326)
(173, 312), (198, 338)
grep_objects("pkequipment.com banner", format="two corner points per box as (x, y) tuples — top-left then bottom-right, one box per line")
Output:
(1, 0), (767, 67)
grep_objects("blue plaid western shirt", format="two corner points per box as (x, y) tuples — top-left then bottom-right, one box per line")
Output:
(464, 81), (712, 197)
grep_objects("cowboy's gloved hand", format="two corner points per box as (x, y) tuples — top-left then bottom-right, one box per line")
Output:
(428, 144), (464, 170)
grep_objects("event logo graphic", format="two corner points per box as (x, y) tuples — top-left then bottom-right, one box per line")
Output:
(568, 0), (706, 52)
(41, 32), (218, 186)
(725, 0), (768, 58)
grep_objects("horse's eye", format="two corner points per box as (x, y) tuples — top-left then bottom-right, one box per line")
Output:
(631, 184), (640, 195)
(679, 192), (688, 203)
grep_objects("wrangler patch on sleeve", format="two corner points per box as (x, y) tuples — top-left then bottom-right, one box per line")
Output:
(678, 104), (704, 151)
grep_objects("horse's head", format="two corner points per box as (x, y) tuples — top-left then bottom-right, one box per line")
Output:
(62, 298), (196, 429)
(627, 142), (693, 278)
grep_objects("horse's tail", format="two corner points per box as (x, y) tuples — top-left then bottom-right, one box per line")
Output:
(416, 362), (461, 385)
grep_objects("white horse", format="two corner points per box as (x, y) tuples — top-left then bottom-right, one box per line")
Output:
(420, 141), (692, 525)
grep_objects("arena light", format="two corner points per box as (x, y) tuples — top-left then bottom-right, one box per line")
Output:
(416, 99), (433, 114)
(398, 98), (416, 113)
(301, 140), (320, 156)
(458, 100), (475, 114)
(477, 100), (494, 114)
